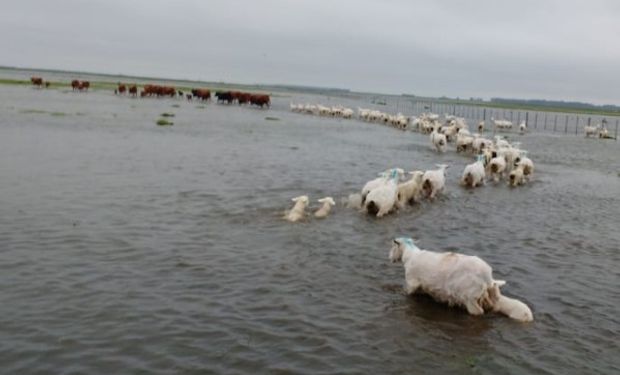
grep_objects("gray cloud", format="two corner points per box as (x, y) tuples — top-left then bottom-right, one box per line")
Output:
(1, 0), (618, 104)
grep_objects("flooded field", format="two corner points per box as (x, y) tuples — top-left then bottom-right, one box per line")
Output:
(1, 84), (619, 374)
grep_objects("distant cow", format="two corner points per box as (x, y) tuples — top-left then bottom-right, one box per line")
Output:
(250, 94), (270, 108)
(128, 85), (137, 97)
(118, 84), (127, 94)
(178, 90), (184, 97)
(30, 77), (43, 87)
(44, 81), (50, 88)
(186, 94), (193, 101)
(238, 92), (251, 105)
(191, 89), (211, 101)
(215, 91), (233, 104)
(71, 80), (80, 91)
(79, 81), (90, 91)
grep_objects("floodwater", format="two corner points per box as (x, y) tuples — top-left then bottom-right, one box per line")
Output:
(0, 84), (619, 374)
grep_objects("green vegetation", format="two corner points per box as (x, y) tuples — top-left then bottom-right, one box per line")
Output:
(265, 116), (280, 121)
(50, 112), (67, 116)
(160, 112), (175, 117)
(156, 118), (173, 126)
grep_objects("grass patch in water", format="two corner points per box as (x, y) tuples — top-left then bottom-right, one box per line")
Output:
(75, 112), (86, 116)
(160, 112), (175, 117)
(265, 116), (280, 121)
(156, 118), (174, 126)
(50, 112), (67, 116)
(171, 104), (180, 108)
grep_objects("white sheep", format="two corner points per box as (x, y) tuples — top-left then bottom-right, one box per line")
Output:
(286, 195), (309, 222)
(430, 129), (447, 152)
(461, 155), (486, 188)
(519, 121), (527, 134)
(478, 121), (485, 133)
(364, 169), (401, 217)
(487, 154), (507, 182)
(422, 164), (448, 200)
(514, 152), (534, 181)
(508, 165), (526, 186)
(584, 125), (598, 137)
(396, 171), (425, 208)
(455, 133), (475, 153)
(389, 237), (533, 322)
(472, 136), (493, 154)
(314, 197), (335, 218)
(361, 168), (402, 204)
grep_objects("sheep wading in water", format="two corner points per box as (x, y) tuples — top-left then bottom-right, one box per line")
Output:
(389, 237), (533, 322)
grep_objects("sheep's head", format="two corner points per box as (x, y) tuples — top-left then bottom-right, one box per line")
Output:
(291, 195), (309, 206)
(390, 237), (418, 263)
(318, 197), (335, 206)
(408, 170), (424, 183)
(435, 164), (449, 174)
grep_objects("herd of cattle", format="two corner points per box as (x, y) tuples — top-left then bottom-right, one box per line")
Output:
(115, 83), (270, 107)
(29, 76), (270, 107)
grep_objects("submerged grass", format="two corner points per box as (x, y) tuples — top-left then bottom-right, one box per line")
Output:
(160, 112), (175, 117)
(156, 118), (174, 126)
(265, 116), (280, 121)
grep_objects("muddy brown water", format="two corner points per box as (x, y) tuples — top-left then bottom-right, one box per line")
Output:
(0, 84), (619, 374)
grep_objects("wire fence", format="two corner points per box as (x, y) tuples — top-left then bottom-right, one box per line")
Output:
(308, 93), (619, 140)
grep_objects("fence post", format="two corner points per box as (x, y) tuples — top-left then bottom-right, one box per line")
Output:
(575, 116), (579, 134)
(544, 113), (547, 130)
(517, 111), (521, 124)
(588, 117), (591, 126)
(553, 114), (558, 132)
(564, 115), (569, 133)
(525, 112), (528, 125)
(483, 108), (486, 121)
(534, 113), (538, 129)
(616, 119), (619, 141)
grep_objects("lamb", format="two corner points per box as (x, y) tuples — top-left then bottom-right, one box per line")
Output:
(396, 171), (425, 208)
(388, 237), (533, 322)
(314, 197), (335, 218)
(430, 129), (447, 152)
(519, 121), (527, 134)
(364, 169), (401, 217)
(461, 155), (486, 188)
(422, 164), (448, 200)
(285, 195), (309, 222)
(487, 154), (507, 182)
(478, 121), (485, 133)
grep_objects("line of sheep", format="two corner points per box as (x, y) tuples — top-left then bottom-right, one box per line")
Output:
(290, 103), (355, 119)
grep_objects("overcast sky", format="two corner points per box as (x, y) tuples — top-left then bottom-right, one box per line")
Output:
(1, 0), (618, 104)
